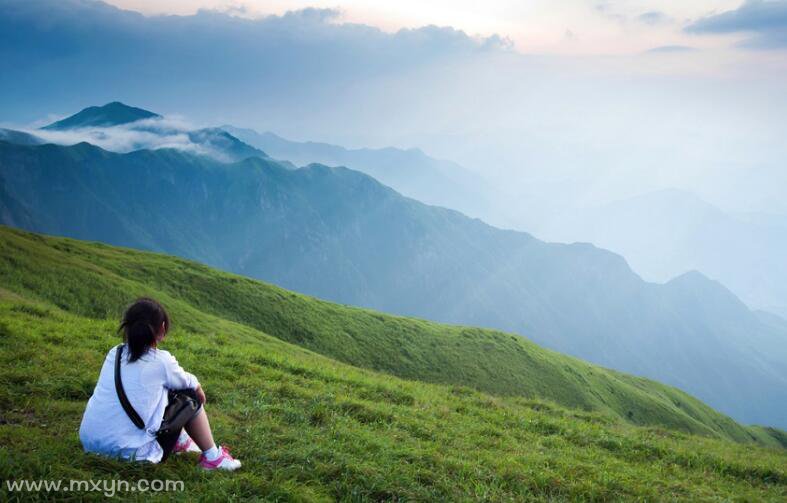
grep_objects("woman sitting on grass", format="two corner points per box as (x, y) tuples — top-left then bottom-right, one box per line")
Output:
(79, 298), (241, 471)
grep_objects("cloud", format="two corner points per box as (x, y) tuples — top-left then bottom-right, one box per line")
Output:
(594, 3), (671, 26)
(27, 117), (235, 161)
(637, 11), (672, 26)
(0, 0), (511, 124)
(686, 0), (787, 49)
(593, 2), (626, 23)
(645, 45), (697, 54)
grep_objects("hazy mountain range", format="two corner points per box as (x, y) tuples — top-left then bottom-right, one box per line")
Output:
(0, 102), (785, 428)
(534, 190), (787, 320)
(226, 125), (787, 320)
(222, 125), (495, 222)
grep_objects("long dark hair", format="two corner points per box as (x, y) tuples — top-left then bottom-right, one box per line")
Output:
(118, 297), (170, 362)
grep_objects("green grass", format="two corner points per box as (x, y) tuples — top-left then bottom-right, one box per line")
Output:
(0, 226), (785, 501)
(0, 226), (776, 443)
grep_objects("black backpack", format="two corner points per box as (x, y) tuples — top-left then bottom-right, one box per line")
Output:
(114, 344), (201, 438)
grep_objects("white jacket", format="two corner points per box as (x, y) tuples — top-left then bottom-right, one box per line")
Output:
(79, 345), (199, 462)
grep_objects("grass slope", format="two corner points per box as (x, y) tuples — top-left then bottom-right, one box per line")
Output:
(0, 226), (774, 444)
(0, 226), (785, 500)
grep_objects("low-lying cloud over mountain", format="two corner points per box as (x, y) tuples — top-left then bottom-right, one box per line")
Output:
(6, 102), (268, 163)
(32, 117), (223, 157)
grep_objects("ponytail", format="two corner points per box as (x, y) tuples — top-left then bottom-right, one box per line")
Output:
(118, 298), (170, 362)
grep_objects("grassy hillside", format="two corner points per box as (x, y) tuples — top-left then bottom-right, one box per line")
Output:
(0, 225), (782, 446)
(1, 225), (785, 444)
(0, 228), (785, 501)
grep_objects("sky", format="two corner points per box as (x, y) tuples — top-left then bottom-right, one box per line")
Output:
(105, 0), (747, 54)
(1, 0), (786, 216)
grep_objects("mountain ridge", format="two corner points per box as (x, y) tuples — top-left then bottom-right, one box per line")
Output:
(222, 125), (495, 221)
(542, 188), (787, 317)
(225, 124), (787, 321)
(1, 138), (785, 428)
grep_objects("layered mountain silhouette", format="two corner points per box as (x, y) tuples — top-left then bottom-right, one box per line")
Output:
(541, 189), (787, 319)
(226, 124), (787, 319)
(1, 104), (785, 428)
(223, 125), (494, 222)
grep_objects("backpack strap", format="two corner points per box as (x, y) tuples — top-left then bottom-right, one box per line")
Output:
(114, 344), (145, 430)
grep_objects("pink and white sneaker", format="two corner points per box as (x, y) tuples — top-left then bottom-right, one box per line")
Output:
(199, 446), (242, 471)
(173, 435), (201, 454)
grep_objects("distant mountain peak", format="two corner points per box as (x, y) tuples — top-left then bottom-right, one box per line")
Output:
(42, 102), (160, 130)
(668, 269), (713, 285)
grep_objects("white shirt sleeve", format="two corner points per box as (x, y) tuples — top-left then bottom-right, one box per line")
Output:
(158, 350), (199, 390)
